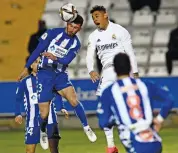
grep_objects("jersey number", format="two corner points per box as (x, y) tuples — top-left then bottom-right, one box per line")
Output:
(38, 84), (43, 93)
(127, 95), (143, 120)
(27, 127), (33, 136)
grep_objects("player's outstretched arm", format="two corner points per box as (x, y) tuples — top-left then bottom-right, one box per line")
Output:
(146, 81), (174, 132)
(18, 30), (52, 81)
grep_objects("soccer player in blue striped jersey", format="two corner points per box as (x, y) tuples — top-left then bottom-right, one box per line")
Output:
(18, 14), (97, 147)
(97, 53), (174, 153)
(15, 58), (68, 153)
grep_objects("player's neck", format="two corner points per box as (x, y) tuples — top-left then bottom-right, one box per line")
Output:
(101, 20), (109, 30)
(117, 75), (129, 79)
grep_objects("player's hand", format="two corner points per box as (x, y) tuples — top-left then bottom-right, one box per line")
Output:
(18, 68), (29, 81)
(15, 115), (23, 124)
(42, 52), (57, 61)
(89, 71), (100, 83)
(61, 109), (69, 119)
(153, 118), (162, 132)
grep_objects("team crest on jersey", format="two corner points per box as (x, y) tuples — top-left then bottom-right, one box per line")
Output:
(31, 94), (37, 100)
(41, 32), (48, 40)
(112, 34), (116, 40)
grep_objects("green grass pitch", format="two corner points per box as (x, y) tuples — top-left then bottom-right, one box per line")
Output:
(0, 128), (177, 153)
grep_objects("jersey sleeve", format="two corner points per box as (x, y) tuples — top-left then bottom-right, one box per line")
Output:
(86, 33), (96, 73)
(145, 81), (174, 121)
(56, 38), (80, 65)
(119, 28), (138, 74)
(15, 81), (25, 116)
(25, 29), (53, 68)
(97, 88), (114, 129)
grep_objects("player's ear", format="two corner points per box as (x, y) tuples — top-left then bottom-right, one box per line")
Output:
(104, 12), (108, 19)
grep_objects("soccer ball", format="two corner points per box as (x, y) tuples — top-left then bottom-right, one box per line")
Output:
(59, 3), (78, 22)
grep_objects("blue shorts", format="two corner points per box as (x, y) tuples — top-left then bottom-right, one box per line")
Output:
(37, 69), (72, 102)
(25, 123), (60, 144)
(25, 127), (40, 144)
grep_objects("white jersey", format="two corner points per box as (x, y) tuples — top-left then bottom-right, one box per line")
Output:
(86, 21), (138, 73)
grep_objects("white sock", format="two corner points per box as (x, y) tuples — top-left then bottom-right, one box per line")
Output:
(104, 127), (115, 148)
(83, 125), (90, 131)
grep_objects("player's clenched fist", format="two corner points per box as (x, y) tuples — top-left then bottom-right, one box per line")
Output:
(89, 71), (100, 83)
(61, 109), (69, 119)
(15, 115), (23, 124)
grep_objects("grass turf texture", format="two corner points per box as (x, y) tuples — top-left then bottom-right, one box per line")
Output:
(0, 128), (177, 153)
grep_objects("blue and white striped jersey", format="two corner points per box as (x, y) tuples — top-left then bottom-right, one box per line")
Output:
(15, 74), (63, 127)
(98, 77), (173, 143)
(25, 28), (81, 73)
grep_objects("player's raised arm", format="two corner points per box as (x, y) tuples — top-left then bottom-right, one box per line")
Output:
(86, 34), (100, 82)
(18, 30), (52, 81)
(145, 81), (174, 132)
(146, 81), (174, 119)
(120, 28), (139, 78)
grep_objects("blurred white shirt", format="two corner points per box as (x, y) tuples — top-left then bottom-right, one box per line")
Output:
(86, 21), (138, 74)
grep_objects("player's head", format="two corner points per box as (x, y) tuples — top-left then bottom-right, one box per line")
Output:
(114, 53), (131, 76)
(90, 5), (108, 29)
(30, 57), (40, 74)
(66, 14), (83, 36)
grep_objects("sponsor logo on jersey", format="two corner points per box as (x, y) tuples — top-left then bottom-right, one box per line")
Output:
(97, 42), (118, 51)
(31, 94), (37, 100)
(41, 33), (48, 40)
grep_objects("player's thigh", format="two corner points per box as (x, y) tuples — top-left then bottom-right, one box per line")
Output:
(26, 144), (36, 153)
(37, 69), (55, 103)
(58, 86), (78, 106)
(55, 72), (78, 106)
(25, 127), (40, 146)
(47, 123), (61, 140)
(38, 102), (50, 117)
(97, 67), (116, 96)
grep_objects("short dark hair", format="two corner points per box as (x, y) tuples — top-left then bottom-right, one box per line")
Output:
(113, 53), (131, 76)
(72, 14), (84, 26)
(90, 5), (106, 14)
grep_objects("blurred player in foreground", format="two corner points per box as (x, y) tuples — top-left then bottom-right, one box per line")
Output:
(18, 14), (97, 148)
(86, 5), (139, 153)
(15, 58), (68, 153)
(98, 53), (174, 153)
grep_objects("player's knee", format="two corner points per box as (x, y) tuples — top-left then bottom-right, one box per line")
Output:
(68, 95), (78, 107)
(26, 147), (35, 153)
(40, 113), (48, 119)
(69, 98), (78, 107)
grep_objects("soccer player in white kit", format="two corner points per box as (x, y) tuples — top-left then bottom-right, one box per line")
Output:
(86, 5), (139, 153)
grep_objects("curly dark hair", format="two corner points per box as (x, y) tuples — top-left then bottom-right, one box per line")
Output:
(90, 5), (106, 14)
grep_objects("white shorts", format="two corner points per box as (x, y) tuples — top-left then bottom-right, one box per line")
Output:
(96, 66), (117, 96)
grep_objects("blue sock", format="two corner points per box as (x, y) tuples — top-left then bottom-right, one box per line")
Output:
(73, 102), (88, 127)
